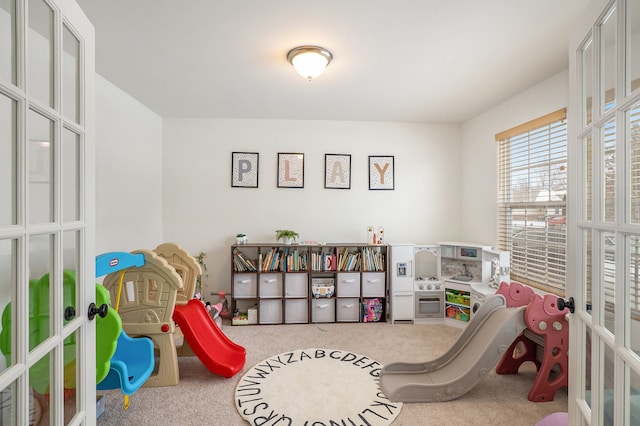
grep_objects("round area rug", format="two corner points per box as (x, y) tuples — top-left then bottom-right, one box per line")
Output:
(235, 348), (402, 425)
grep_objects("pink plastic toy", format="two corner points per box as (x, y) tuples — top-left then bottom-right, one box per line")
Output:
(496, 281), (569, 402)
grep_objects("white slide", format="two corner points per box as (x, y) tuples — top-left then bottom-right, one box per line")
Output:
(379, 294), (527, 402)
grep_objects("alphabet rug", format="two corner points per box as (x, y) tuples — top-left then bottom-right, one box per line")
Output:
(234, 348), (402, 425)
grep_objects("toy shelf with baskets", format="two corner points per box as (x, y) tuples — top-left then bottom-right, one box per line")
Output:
(230, 243), (388, 325)
(443, 281), (471, 327)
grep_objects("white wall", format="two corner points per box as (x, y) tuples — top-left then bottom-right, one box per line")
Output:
(460, 70), (570, 246)
(162, 119), (462, 297)
(95, 75), (163, 254)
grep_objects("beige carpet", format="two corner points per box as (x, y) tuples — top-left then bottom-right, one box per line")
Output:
(96, 321), (567, 425)
(235, 348), (402, 424)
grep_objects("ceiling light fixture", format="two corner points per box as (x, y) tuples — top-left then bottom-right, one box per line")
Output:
(287, 45), (333, 81)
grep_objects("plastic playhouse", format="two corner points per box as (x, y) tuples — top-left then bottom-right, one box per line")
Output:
(100, 242), (246, 386)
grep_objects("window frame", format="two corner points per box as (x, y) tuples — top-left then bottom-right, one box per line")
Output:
(496, 108), (568, 295)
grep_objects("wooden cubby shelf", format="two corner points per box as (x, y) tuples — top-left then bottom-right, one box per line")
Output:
(230, 243), (388, 325)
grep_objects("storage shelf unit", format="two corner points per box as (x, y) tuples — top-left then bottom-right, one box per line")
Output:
(231, 243), (388, 325)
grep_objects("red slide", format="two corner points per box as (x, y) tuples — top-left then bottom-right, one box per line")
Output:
(173, 299), (246, 378)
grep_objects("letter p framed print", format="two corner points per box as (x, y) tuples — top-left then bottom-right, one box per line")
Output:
(368, 155), (394, 190)
(231, 152), (259, 188)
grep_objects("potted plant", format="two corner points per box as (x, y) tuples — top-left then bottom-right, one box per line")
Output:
(275, 229), (299, 245)
(236, 233), (247, 244)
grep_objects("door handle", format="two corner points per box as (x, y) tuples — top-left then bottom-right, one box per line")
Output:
(557, 297), (575, 313)
(64, 306), (76, 321)
(87, 303), (108, 320)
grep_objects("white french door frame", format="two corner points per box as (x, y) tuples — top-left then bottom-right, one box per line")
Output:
(568, 0), (640, 424)
(0, 0), (95, 424)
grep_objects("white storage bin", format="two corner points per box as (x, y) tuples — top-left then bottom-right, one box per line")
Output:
(311, 298), (335, 323)
(336, 298), (360, 322)
(259, 299), (282, 324)
(284, 299), (308, 323)
(259, 273), (283, 298)
(337, 273), (360, 297)
(233, 274), (257, 298)
(362, 272), (385, 297)
(285, 273), (308, 298)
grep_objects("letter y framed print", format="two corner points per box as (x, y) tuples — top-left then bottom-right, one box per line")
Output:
(325, 154), (351, 189)
(278, 153), (304, 188)
(369, 155), (394, 190)
(231, 152), (259, 188)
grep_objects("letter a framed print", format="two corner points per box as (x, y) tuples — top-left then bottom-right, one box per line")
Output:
(231, 152), (259, 188)
(325, 154), (351, 189)
(277, 153), (304, 188)
(369, 155), (394, 190)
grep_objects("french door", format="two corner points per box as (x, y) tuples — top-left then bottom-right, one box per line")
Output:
(0, 0), (95, 424)
(568, 0), (640, 424)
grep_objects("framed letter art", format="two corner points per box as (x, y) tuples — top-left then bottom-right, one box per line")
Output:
(324, 154), (351, 189)
(231, 152), (259, 188)
(277, 153), (304, 188)
(369, 155), (394, 190)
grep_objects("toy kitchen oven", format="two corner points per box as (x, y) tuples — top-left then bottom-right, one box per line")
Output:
(389, 244), (444, 323)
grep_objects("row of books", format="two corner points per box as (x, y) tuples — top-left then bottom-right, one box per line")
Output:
(258, 247), (309, 272)
(337, 248), (361, 271)
(310, 252), (337, 271)
(361, 247), (385, 272)
(233, 247), (385, 273)
(232, 248), (257, 272)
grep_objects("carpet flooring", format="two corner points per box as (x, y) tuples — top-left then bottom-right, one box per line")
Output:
(96, 321), (568, 425)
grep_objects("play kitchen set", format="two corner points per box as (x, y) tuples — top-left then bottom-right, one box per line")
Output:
(389, 243), (510, 327)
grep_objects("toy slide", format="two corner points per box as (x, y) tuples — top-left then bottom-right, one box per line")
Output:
(173, 299), (246, 378)
(379, 294), (527, 402)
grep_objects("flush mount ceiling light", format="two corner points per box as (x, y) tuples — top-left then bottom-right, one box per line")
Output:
(287, 45), (333, 81)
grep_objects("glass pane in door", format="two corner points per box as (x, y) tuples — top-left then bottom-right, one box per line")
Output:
(63, 331), (78, 423)
(602, 232), (616, 335)
(0, 93), (16, 225)
(603, 119), (616, 222)
(62, 229), (78, 326)
(0, 238), (17, 372)
(29, 354), (52, 425)
(629, 235), (640, 357)
(583, 134), (593, 221)
(29, 234), (52, 346)
(600, 7), (617, 112)
(28, 109), (53, 224)
(584, 228), (593, 309)
(629, 368), (640, 424)
(62, 128), (79, 222)
(631, 100), (640, 224)
(582, 38), (593, 127)
(62, 24), (79, 123)
(27, 0), (53, 107)
(0, 0), (15, 84)
(628, 0), (640, 94)
(602, 345), (615, 425)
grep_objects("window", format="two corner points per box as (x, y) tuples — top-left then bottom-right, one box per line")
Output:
(496, 108), (567, 294)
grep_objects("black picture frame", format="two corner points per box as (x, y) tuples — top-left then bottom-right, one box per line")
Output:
(277, 153), (304, 188)
(368, 155), (394, 190)
(324, 154), (351, 189)
(231, 152), (259, 188)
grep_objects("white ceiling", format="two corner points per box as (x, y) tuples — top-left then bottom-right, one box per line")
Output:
(76, 0), (590, 124)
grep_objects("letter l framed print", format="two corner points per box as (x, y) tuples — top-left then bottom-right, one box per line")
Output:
(231, 152), (259, 188)
(369, 155), (394, 190)
(278, 153), (304, 188)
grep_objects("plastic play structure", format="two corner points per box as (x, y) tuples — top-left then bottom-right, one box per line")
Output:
(95, 251), (155, 397)
(379, 281), (569, 403)
(100, 242), (246, 386)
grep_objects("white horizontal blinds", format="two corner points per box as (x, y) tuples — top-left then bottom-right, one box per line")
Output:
(629, 102), (640, 313)
(497, 109), (568, 293)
